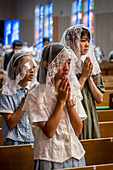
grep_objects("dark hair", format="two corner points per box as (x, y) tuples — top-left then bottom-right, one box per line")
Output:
(42, 43), (64, 64)
(81, 28), (90, 40)
(37, 43), (65, 83)
(13, 40), (22, 49)
(43, 37), (50, 43)
(8, 52), (27, 80)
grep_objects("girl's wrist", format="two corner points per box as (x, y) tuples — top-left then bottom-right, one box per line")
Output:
(66, 100), (75, 108)
(81, 75), (87, 82)
(88, 76), (92, 82)
(57, 99), (65, 105)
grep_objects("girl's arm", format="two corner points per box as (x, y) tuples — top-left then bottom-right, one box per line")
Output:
(37, 100), (64, 138)
(86, 58), (103, 104)
(3, 98), (26, 130)
(66, 104), (83, 136)
(88, 76), (103, 104)
(66, 80), (83, 136)
(3, 91), (28, 130)
(37, 77), (69, 138)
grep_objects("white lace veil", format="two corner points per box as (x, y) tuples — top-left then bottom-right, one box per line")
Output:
(38, 43), (83, 105)
(2, 52), (39, 95)
(60, 24), (101, 75)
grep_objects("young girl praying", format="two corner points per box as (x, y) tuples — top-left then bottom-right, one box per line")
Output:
(61, 24), (105, 139)
(23, 43), (87, 170)
(0, 52), (38, 145)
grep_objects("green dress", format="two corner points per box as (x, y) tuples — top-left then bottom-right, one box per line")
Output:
(77, 73), (105, 140)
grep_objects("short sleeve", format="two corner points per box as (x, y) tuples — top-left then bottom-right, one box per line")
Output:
(0, 92), (13, 114)
(23, 89), (49, 125)
(74, 99), (87, 121)
(92, 74), (105, 93)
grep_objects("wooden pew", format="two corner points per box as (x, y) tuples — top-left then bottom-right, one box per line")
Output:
(104, 83), (113, 90)
(0, 144), (34, 170)
(0, 116), (1, 128)
(97, 109), (113, 122)
(57, 163), (113, 170)
(99, 62), (113, 75)
(102, 75), (113, 89)
(96, 90), (113, 107)
(80, 138), (113, 166)
(0, 128), (3, 145)
(102, 75), (113, 83)
(99, 121), (113, 138)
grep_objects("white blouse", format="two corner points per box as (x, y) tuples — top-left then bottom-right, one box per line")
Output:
(23, 84), (87, 163)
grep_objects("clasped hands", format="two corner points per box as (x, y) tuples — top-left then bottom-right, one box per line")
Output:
(82, 57), (93, 79)
(57, 76), (71, 104)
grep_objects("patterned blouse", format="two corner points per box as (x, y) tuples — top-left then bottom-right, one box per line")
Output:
(0, 87), (34, 145)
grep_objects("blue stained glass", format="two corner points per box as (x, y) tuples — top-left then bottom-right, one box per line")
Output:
(79, 1), (82, 11)
(49, 3), (53, 14)
(11, 20), (20, 44)
(44, 1), (53, 43)
(72, 1), (77, 14)
(83, 0), (88, 13)
(4, 20), (11, 45)
(4, 20), (20, 45)
(44, 5), (48, 16)
(35, 4), (43, 50)
(71, 0), (82, 26)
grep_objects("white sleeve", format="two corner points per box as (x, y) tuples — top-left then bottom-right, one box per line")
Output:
(23, 91), (49, 125)
(74, 100), (87, 121)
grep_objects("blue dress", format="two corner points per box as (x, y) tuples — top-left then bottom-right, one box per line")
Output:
(0, 87), (34, 145)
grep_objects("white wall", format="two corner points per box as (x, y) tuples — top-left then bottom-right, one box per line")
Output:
(0, 0), (16, 19)
(0, 0), (113, 59)
(94, 0), (113, 60)
(95, 0), (113, 14)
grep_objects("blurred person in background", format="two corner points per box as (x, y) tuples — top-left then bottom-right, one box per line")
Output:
(109, 50), (113, 62)
(4, 40), (22, 70)
(36, 37), (50, 63)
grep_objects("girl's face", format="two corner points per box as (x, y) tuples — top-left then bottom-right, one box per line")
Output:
(23, 65), (35, 82)
(54, 58), (71, 81)
(80, 34), (90, 55)
(19, 57), (35, 82)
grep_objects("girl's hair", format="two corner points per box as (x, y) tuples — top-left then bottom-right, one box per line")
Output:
(42, 43), (64, 64)
(81, 27), (90, 40)
(38, 43), (65, 83)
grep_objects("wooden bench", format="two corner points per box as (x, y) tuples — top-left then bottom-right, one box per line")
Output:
(0, 116), (1, 128)
(80, 138), (113, 166)
(97, 109), (113, 122)
(0, 128), (3, 145)
(0, 144), (34, 170)
(96, 90), (113, 107)
(104, 82), (113, 90)
(102, 75), (113, 83)
(57, 163), (113, 170)
(99, 121), (113, 138)
(100, 62), (113, 75)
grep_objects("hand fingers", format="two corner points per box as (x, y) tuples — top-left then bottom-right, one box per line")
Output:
(84, 58), (91, 68)
(85, 57), (91, 61)
(59, 77), (70, 91)
(65, 79), (70, 91)
(59, 77), (67, 90)
(89, 62), (93, 70)
(62, 77), (70, 90)
(58, 77), (65, 89)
